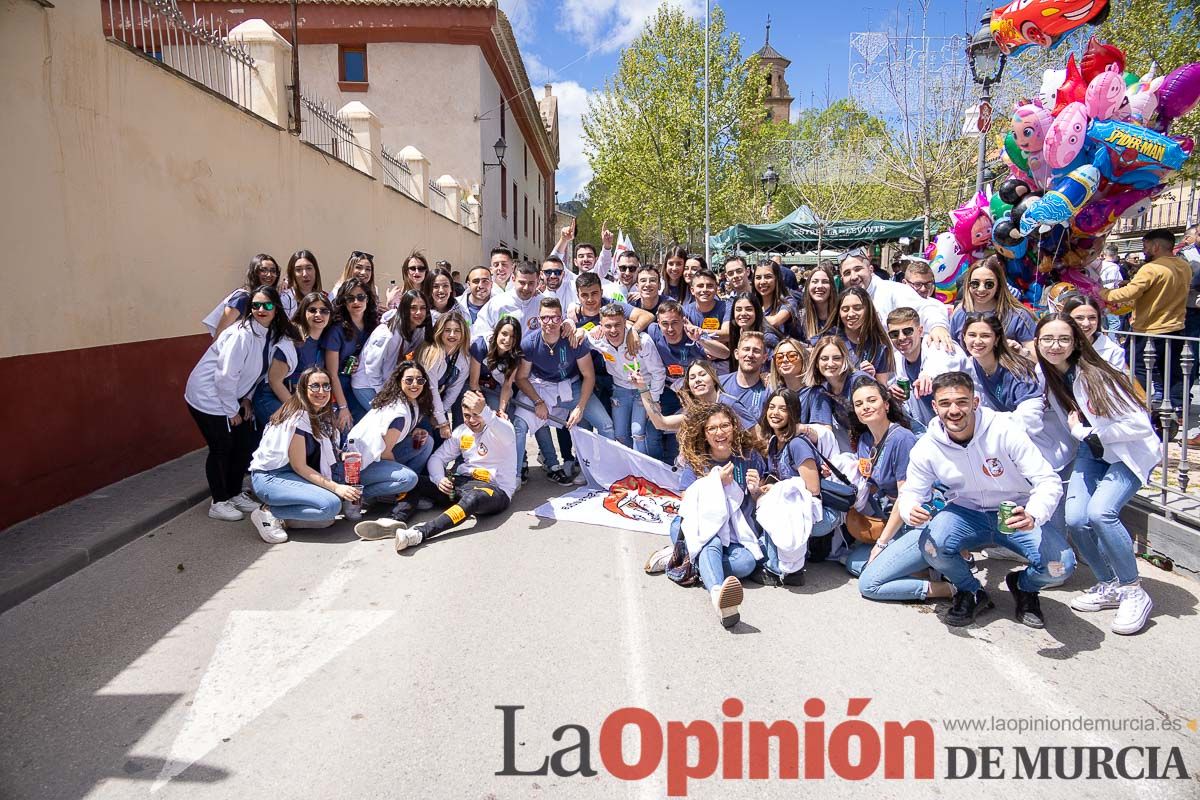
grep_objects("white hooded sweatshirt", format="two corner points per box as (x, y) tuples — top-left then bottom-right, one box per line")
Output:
(184, 320), (272, 417)
(897, 406), (1062, 527)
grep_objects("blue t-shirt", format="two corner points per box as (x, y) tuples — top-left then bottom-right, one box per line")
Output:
(836, 332), (893, 376)
(857, 424), (917, 513)
(718, 371), (768, 429)
(767, 434), (818, 481)
(321, 324), (367, 374)
(521, 330), (589, 383)
(575, 298), (633, 377)
(465, 298), (487, 324)
(276, 336), (325, 387)
(630, 295), (662, 315)
(469, 337), (505, 389)
(971, 361), (1041, 413)
(798, 386), (836, 426)
(951, 307), (1036, 345)
(648, 324), (705, 391)
(297, 428), (321, 472)
(226, 289), (251, 316)
(682, 299), (729, 333)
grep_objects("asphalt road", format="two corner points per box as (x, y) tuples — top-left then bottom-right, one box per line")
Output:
(1, 478), (1198, 800)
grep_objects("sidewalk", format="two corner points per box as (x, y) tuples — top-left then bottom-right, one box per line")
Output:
(0, 451), (208, 614)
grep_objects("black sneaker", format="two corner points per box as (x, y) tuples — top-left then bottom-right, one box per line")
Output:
(390, 500), (415, 523)
(547, 466), (574, 485)
(520, 465), (529, 484)
(1006, 571), (1045, 629)
(945, 588), (994, 627)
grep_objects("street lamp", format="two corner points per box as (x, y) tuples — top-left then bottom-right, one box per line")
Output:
(966, 13), (1006, 193)
(761, 165), (779, 219)
(483, 137), (507, 172)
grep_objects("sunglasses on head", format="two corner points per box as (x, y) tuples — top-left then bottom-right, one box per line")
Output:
(351, 250), (374, 261)
(839, 246), (869, 262)
(436, 260), (451, 268)
(888, 326), (916, 339)
(250, 301), (275, 311)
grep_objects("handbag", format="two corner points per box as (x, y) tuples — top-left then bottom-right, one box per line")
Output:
(846, 508), (886, 543)
(664, 535), (700, 586)
(810, 448), (856, 513)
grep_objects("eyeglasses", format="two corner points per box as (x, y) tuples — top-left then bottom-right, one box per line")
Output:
(347, 293), (369, 303)
(307, 307), (331, 316)
(1037, 336), (1075, 348)
(705, 422), (734, 434)
(905, 279), (934, 289)
(773, 350), (800, 363)
(308, 383), (332, 392)
(258, 267), (280, 276)
(539, 315), (563, 325)
(401, 376), (427, 386)
(968, 280), (997, 290)
(408, 265), (428, 273)
(542, 269), (564, 277)
(888, 326), (916, 339)
(250, 301), (275, 311)
(351, 250), (374, 261)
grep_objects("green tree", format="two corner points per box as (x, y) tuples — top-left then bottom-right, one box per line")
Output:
(582, 5), (781, 253)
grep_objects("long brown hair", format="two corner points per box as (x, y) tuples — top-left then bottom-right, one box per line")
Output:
(678, 402), (765, 476)
(798, 262), (838, 340)
(962, 312), (1035, 381)
(676, 360), (720, 407)
(767, 337), (808, 390)
(372, 361), (435, 419)
(958, 255), (1031, 331)
(822, 286), (894, 375)
(417, 311), (470, 373)
(268, 366), (335, 439)
(801, 335), (853, 388)
(1034, 313), (1145, 418)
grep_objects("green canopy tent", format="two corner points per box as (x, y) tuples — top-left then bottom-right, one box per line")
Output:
(709, 208), (924, 254)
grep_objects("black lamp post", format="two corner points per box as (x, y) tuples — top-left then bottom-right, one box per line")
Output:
(483, 137), (507, 172)
(966, 13), (1007, 194)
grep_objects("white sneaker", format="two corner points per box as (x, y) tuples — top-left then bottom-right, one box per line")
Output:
(208, 500), (244, 521)
(394, 526), (425, 553)
(1070, 581), (1121, 612)
(711, 576), (743, 628)
(354, 517), (405, 541)
(250, 507), (288, 544)
(644, 544), (674, 575)
(229, 492), (260, 513)
(1111, 583), (1153, 635)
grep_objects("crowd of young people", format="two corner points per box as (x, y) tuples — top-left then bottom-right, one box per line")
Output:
(184, 231), (1173, 637)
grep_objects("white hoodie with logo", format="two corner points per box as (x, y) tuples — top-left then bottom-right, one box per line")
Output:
(897, 406), (1062, 527)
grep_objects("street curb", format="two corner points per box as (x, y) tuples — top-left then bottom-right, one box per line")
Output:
(0, 452), (209, 615)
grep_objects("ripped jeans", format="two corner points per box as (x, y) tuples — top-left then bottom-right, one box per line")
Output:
(918, 504), (1076, 594)
(610, 385), (650, 454)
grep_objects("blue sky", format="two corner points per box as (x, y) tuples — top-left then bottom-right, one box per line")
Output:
(499, 0), (996, 200)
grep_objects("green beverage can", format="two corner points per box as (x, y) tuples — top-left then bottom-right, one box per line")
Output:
(896, 378), (911, 399)
(997, 501), (1017, 534)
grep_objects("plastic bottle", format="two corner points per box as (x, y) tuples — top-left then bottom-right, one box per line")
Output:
(342, 441), (364, 519)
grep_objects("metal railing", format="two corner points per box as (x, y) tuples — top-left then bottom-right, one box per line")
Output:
(1112, 179), (1199, 235)
(298, 92), (355, 165)
(381, 144), (416, 199)
(104, 0), (254, 109)
(1119, 329), (1200, 527)
(459, 200), (472, 228)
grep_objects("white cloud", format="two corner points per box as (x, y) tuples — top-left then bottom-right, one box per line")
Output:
(550, 80), (593, 199)
(498, 0), (537, 44)
(558, 0), (703, 54)
(523, 51), (558, 85)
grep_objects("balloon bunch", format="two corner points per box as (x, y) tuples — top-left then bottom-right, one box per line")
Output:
(954, 36), (1196, 309)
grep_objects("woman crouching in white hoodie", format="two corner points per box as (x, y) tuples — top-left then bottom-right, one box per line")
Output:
(247, 367), (360, 543)
(185, 285), (298, 521)
(1035, 313), (1159, 636)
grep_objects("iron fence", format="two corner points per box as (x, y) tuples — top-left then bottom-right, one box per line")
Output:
(459, 200), (472, 228)
(1112, 180), (1200, 236)
(381, 144), (416, 199)
(104, 0), (254, 109)
(1119, 329), (1200, 527)
(298, 93), (355, 166)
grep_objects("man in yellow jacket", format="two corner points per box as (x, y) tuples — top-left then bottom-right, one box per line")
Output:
(1102, 228), (1192, 436)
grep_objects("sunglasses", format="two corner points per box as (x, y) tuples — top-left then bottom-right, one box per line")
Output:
(888, 326), (916, 339)
(618, 264), (639, 272)
(351, 250), (374, 261)
(250, 301), (275, 311)
(539, 316), (563, 325)
(408, 265), (428, 273)
(839, 246), (869, 262)
(773, 350), (800, 363)
(347, 293), (369, 303)
(435, 260), (451, 268)
(307, 307), (331, 316)
(542, 269), (564, 277)
(308, 382), (332, 392)
(401, 376), (427, 386)
(968, 280), (997, 290)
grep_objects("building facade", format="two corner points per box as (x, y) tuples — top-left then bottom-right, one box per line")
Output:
(194, 0), (559, 264)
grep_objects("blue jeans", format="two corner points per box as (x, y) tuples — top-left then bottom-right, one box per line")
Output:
(763, 505), (841, 576)
(1065, 442), (1143, 585)
(252, 383), (285, 428)
(340, 375), (369, 422)
(611, 385), (650, 454)
(858, 527), (932, 601)
(534, 377), (615, 469)
(357, 432), (431, 504)
(482, 386), (529, 472)
(654, 389), (681, 465)
(919, 504), (1076, 594)
(251, 467), (341, 521)
(352, 386), (378, 414)
(669, 517), (758, 590)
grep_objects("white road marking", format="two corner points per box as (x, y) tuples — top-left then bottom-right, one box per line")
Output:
(617, 536), (663, 800)
(151, 547), (391, 791)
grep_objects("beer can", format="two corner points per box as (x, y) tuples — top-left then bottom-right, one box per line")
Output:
(896, 378), (911, 399)
(997, 501), (1017, 534)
